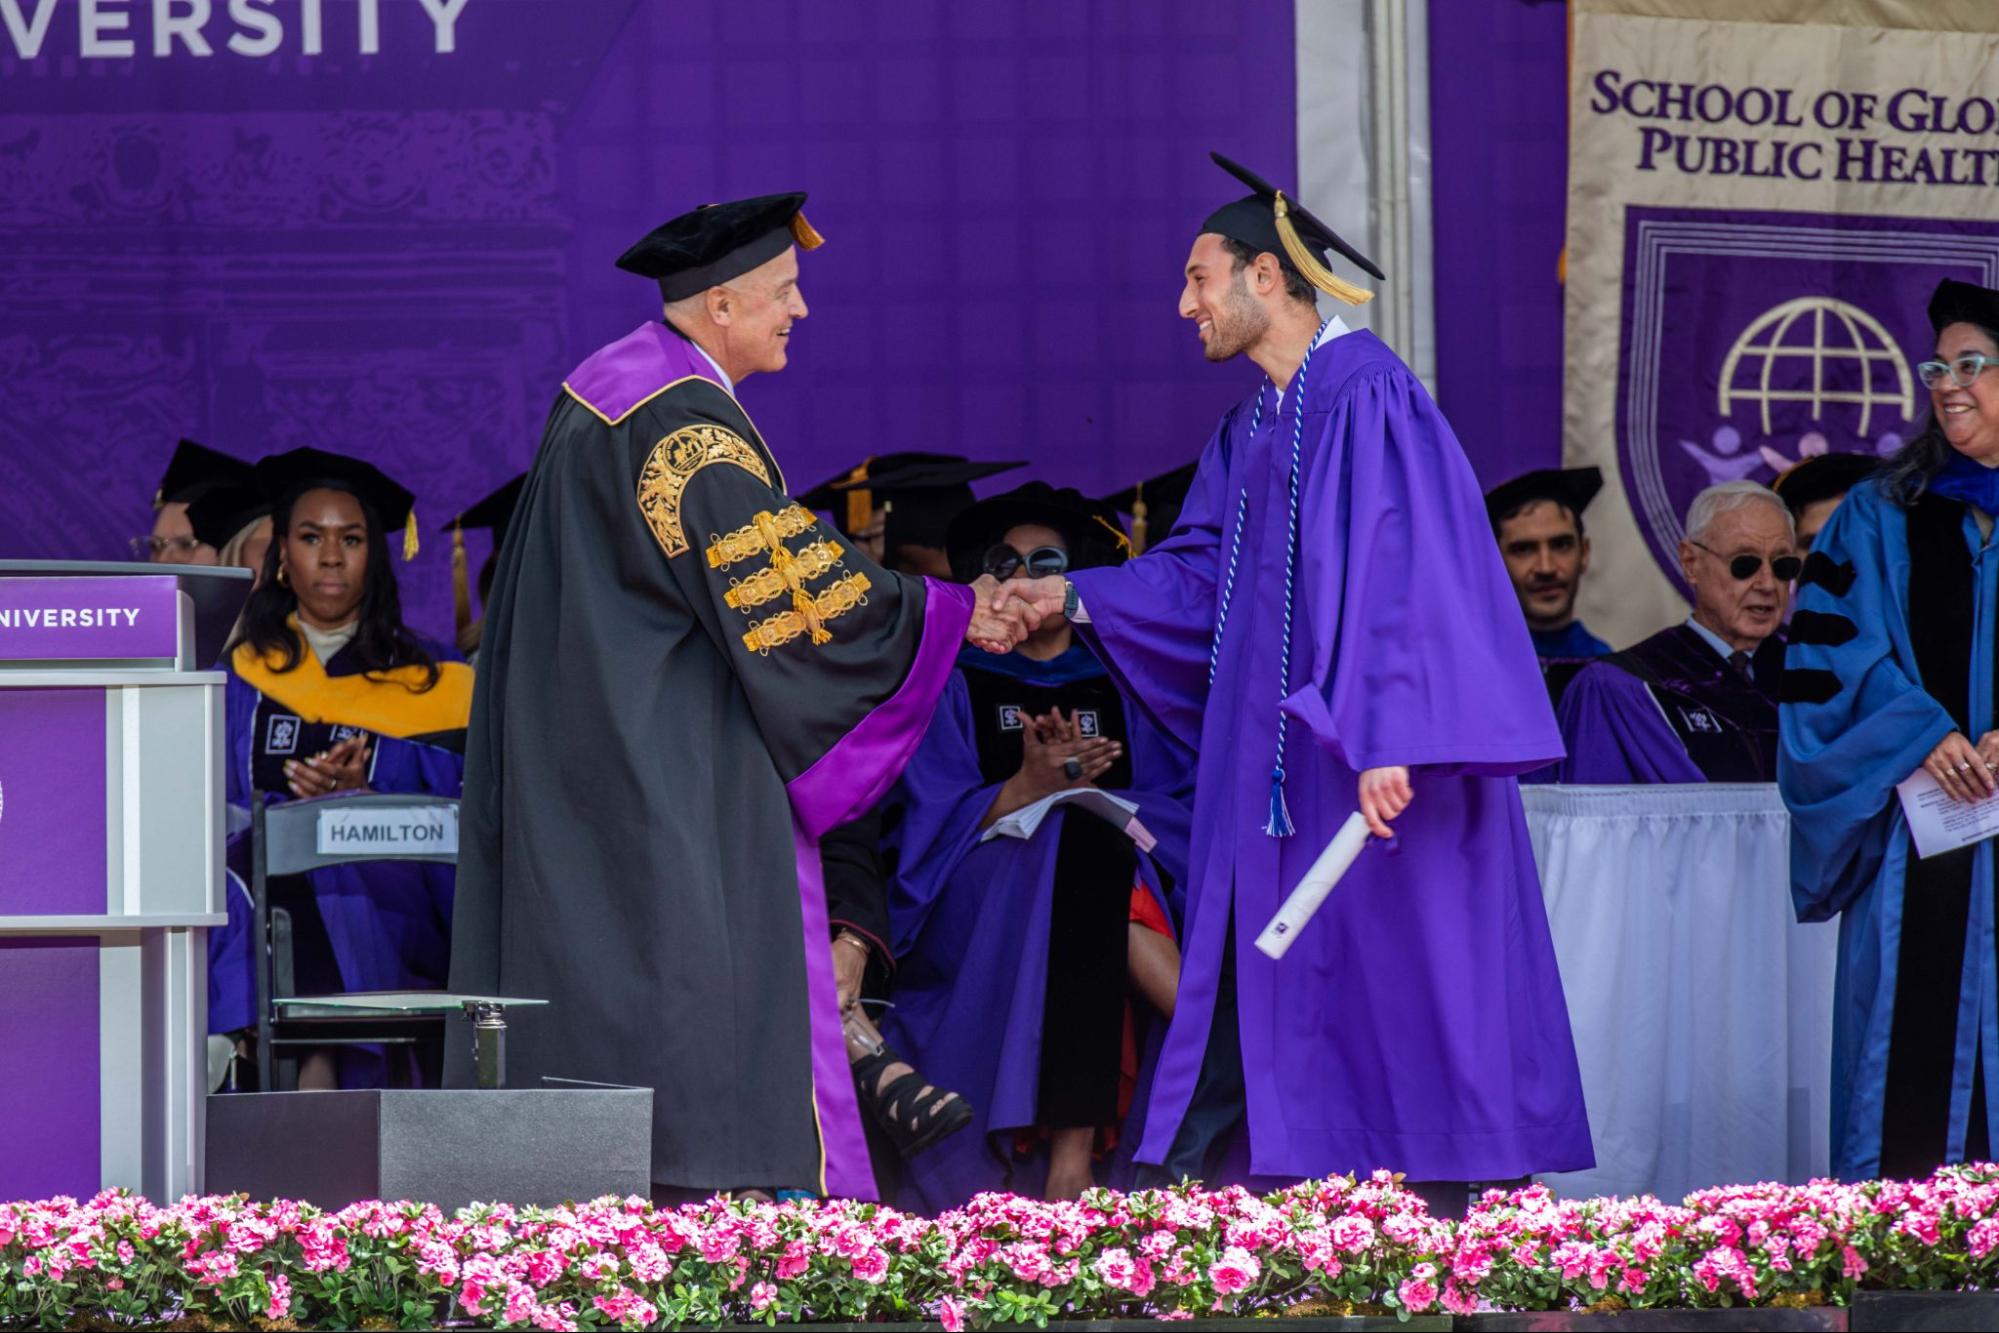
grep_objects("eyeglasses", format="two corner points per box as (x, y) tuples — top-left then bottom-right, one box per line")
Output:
(1918, 353), (1999, 390)
(131, 535), (203, 560)
(1692, 541), (1801, 582)
(981, 543), (1069, 580)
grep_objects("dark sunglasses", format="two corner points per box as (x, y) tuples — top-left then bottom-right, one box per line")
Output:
(981, 543), (1069, 579)
(1692, 540), (1801, 582)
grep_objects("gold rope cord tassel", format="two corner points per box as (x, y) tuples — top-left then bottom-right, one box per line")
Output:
(1274, 192), (1372, 307)
(843, 460), (872, 536)
(1092, 513), (1134, 557)
(450, 522), (470, 640)
(403, 509), (421, 562)
(755, 511), (831, 644)
(791, 211), (826, 251)
(1130, 490), (1149, 556)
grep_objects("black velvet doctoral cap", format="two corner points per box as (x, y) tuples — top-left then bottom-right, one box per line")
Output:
(445, 473), (527, 549)
(800, 453), (1024, 549)
(1770, 452), (1881, 514)
(1202, 152), (1384, 298)
(1929, 278), (1999, 334)
(254, 446), (420, 560)
(616, 193), (824, 302)
(185, 481), (272, 551)
(156, 438), (251, 508)
(1484, 466), (1604, 529)
(946, 481), (1132, 581)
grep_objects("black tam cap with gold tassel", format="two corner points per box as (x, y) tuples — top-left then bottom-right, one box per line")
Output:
(616, 192), (823, 303)
(252, 446), (421, 563)
(1200, 152), (1383, 307)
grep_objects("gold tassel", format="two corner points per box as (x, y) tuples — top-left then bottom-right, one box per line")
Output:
(403, 509), (420, 562)
(451, 521), (470, 641)
(1274, 191), (1373, 307)
(843, 460), (873, 535)
(1130, 487), (1150, 556)
(791, 211), (826, 251)
(1092, 513), (1134, 557)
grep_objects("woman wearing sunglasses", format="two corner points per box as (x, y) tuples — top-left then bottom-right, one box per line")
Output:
(1784, 277), (1999, 1185)
(879, 482), (1194, 1207)
(1552, 479), (1798, 784)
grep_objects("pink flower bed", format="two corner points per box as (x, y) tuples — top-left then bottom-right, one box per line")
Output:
(2, 1166), (1997, 1328)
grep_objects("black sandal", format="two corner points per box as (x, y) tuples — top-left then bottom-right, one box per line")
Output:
(852, 1046), (974, 1159)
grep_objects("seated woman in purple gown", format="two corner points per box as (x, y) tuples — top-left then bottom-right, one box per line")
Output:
(208, 448), (473, 1090)
(882, 484), (1194, 1207)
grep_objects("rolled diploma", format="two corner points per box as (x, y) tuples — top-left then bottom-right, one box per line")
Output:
(1254, 811), (1372, 960)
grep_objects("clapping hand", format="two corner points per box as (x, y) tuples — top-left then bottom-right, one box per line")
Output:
(1021, 708), (1121, 796)
(285, 732), (372, 800)
(966, 574), (1041, 653)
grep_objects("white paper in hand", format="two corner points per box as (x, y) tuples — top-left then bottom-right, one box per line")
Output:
(980, 788), (1156, 853)
(1896, 767), (1999, 860)
(1255, 812), (1372, 960)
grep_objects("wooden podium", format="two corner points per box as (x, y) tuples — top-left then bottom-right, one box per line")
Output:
(0, 561), (249, 1201)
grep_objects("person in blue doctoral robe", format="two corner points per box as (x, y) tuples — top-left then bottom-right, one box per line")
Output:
(882, 483), (1195, 1210)
(206, 448), (473, 1090)
(1001, 154), (1591, 1196)
(1782, 277), (1999, 1181)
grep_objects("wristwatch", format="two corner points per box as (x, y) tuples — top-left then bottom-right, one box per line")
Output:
(1062, 579), (1080, 619)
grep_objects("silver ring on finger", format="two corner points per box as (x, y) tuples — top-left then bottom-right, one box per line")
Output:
(1960, 761), (1975, 773)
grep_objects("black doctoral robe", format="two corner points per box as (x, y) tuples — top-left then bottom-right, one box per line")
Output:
(450, 321), (975, 1197)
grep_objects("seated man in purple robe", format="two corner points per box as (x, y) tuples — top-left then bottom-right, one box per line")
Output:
(1000, 152), (1592, 1205)
(1485, 466), (1613, 709)
(1555, 481), (1798, 784)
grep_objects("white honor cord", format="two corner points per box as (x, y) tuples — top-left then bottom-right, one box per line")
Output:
(1253, 812), (1373, 961)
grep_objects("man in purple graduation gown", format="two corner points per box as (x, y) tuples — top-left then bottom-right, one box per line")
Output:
(1004, 154), (1592, 1193)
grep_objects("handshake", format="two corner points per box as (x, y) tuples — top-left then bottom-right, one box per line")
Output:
(964, 574), (1070, 654)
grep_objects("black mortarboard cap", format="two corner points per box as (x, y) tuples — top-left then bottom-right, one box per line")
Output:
(616, 193), (824, 302)
(1102, 460), (1199, 554)
(1770, 452), (1881, 514)
(156, 438), (251, 508)
(253, 446), (421, 562)
(445, 473), (527, 548)
(1929, 278), (1999, 335)
(946, 481), (1132, 582)
(1202, 152), (1383, 305)
(1484, 467), (1604, 529)
(185, 481), (272, 551)
(800, 453), (1024, 549)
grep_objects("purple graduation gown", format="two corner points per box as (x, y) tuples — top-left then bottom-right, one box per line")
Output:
(881, 649), (1195, 1212)
(1068, 327), (1593, 1182)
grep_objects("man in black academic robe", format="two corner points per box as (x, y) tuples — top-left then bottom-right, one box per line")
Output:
(450, 195), (1026, 1199)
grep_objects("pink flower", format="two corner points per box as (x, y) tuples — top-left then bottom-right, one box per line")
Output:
(266, 1272), (292, 1320)
(776, 1240), (811, 1280)
(1399, 1275), (1439, 1312)
(850, 1246), (890, 1284)
(750, 1282), (778, 1312)
(938, 1296), (965, 1332)
(1842, 1245), (1869, 1278)
(1208, 1246), (1261, 1295)
(1329, 1215), (1376, 1253)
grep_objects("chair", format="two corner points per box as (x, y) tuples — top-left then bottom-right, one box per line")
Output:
(251, 792), (537, 1090)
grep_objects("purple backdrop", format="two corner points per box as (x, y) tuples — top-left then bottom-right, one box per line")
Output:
(0, 0), (1297, 640)
(1427, 0), (1568, 490)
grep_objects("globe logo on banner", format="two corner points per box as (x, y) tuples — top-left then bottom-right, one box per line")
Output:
(1614, 206), (1999, 590)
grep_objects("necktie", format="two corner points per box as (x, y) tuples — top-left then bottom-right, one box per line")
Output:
(1728, 650), (1752, 681)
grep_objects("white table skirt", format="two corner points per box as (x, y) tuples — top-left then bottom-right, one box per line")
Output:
(1522, 783), (1839, 1202)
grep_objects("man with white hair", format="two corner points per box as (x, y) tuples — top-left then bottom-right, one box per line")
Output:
(1554, 481), (1800, 782)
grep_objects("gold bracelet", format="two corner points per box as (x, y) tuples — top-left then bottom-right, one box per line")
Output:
(834, 931), (871, 955)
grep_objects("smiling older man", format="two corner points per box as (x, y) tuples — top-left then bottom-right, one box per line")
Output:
(1555, 480), (1799, 783)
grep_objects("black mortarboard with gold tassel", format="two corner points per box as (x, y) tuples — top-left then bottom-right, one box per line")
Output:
(800, 453), (1024, 551)
(252, 447), (421, 563)
(616, 192), (824, 302)
(443, 473), (526, 643)
(1201, 152), (1384, 307)
(1102, 460), (1199, 555)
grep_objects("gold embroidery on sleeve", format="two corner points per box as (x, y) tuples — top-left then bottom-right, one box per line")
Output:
(741, 573), (873, 655)
(637, 424), (772, 559)
(706, 504), (815, 569)
(723, 539), (846, 610)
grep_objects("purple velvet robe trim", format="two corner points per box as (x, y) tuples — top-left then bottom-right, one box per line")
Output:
(786, 579), (976, 838)
(782, 578), (975, 1198)
(561, 322), (719, 423)
(1554, 660), (1706, 784)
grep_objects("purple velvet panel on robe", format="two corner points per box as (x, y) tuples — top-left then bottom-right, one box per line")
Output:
(783, 579), (975, 1199)
(1069, 329), (1592, 1182)
(1553, 660), (1706, 784)
(880, 667), (1193, 1212)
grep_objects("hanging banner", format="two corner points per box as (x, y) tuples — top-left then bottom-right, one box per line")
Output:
(1566, 0), (1999, 645)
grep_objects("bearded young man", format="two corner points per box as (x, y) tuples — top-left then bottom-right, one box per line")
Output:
(1485, 467), (1613, 707)
(451, 194), (1033, 1201)
(999, 155), (1592, 1205)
